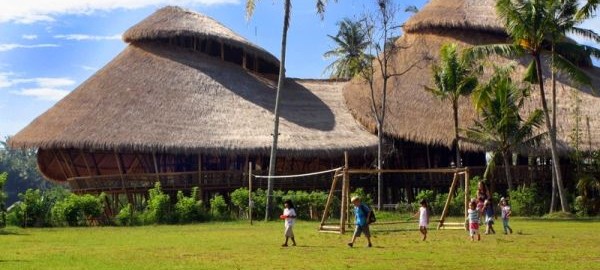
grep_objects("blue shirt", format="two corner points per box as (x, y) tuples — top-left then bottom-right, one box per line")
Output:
(354, 203), (369, 226)
(484, 205), (494, 217)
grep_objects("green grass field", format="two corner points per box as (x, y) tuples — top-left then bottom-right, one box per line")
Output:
(1, 219), (599, 270)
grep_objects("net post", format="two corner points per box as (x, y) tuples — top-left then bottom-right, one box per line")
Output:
(464, 168), (469, 219)
(248, 162), (253, 225)
(438, 171), (459, 229)
(340, 151), (349, 234)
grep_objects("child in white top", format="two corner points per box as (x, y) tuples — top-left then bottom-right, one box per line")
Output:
(280, 200), (297, 247)
(468, 201), (481, 241)
(499, 197), (513, 234)
(413, 199), (429, 241)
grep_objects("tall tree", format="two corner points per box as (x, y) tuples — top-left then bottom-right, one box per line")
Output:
(425, 43), (478, 170)
(245, 0), (334, 220)
(360, 0), (421, 209)
(546, 0), (600, 212)
(323, 18), (373, 79)
(0, 172), (7, 228)
(470, 0), (573, 212)
(467, 66), (545, 190)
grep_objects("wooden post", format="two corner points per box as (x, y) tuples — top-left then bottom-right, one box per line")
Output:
(249, 162), (253, 225)
(220, 41), (225, 61)
(114, 152), (127, 194)
(340, 151), (349, 234)
(319, 169), (340, 230)
(437, 171), (459, 229)
(464, 168), (469, 219)
(197, 154), (203, 199)
(152, 152), (159, 181)
(242, 51), (247, 70)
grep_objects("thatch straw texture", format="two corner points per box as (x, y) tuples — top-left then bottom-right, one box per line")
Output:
(123, 6), (279, 67)
(343, 28), (600, 155)
(403, 0), (505, 34)
(9, 42), (377, 157)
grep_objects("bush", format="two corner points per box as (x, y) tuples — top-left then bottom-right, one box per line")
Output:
(0, 172), (6, 228)
(143, 182), (173, 224)
(509, 186), (544, 216)
(230, 188), (250, 218)
(351, 188), (373, 206)
(210, 194), (229, 220)
(175, 188), (207, 223)
(116, 203), (141, 226)
(51, 193), (104, 226)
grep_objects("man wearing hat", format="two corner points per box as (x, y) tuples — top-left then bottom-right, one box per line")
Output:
(348, 196), (373, 248)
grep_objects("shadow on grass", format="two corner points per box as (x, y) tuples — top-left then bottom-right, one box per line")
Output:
(0, 230), (28, 236)
(0, 260), (29, 263)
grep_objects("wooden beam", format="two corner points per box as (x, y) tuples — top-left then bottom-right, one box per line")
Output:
(220, 41), (225, 61)
(347, 168), (467, 174)
(58, 150), (76, 177)
(340, 151), (349, 234)
(114, 152), (126, 192)
(320, 169), (340, 230)
(153, 152), (160, 180)
(53, 150), (70, 180)
(79, 150), (93, 176)
(242, 51), (247, 69)
(464, 169), (470, 219)
(437, 172), (459, 229)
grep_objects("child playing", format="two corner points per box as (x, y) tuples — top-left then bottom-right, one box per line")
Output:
(499, 197), (513, 234)
(483, 199), (495, 234)
(468, 201), (481, 241)
(347, 196), (373, 248)
(280, 200), (297, 247)
(412, 199), (429, 241)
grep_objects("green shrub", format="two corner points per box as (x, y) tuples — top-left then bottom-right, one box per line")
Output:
(51, 193), (104, 226)
(210, 194), (229, 220)
(144, 182), (173, 224)
(351, 188), (373, 206)
(230, 188), (250, 218)
(0, 172), (6, 228)
(175, 188), (206, 223)
(509, 186), (544, 216)
(116, 203), (141, 226)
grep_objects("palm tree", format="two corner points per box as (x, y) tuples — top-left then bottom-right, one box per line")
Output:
(467, 66), (545, 190)
(545, 0), (600, 212)
(245, 0), (333, 220)
(323, 18), (373, 79)
(469, 0), (572, 212)
(425, 43), (478, 170)
(576, 0), (599, 20)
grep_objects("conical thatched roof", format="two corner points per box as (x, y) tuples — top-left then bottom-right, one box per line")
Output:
(344, 1), (600, 155)
(9, 8), (377, 157)
(123, 6), (279, 67)
(403, 0), (504, 34)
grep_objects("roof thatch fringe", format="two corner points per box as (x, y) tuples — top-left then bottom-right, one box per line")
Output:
(123, 6), (279, 67)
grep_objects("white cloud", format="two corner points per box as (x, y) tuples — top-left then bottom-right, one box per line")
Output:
(22, 34), (38, 40)
(12, 88), (70, 101)
(0, 73), (75, 101)
(0, 43), (59, 52)
(78, 65), (98, 71)
(0, 0), (239, 24)
(54, 34), (122, 41)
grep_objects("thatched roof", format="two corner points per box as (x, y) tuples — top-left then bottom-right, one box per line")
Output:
(403, 0), (505, 34)
(343, 28), (600, 155)
(9, 41), (377, 156)
(123, 6), (279, 68)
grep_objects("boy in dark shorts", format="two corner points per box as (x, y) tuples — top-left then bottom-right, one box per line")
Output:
(347, 196), (373, 248)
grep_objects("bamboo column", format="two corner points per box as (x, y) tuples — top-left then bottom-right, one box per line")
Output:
(248, 162), (253, 225)
(464, 168), (470, 219)
(319, 169), (340, 230)
(340, 151), (349, 234)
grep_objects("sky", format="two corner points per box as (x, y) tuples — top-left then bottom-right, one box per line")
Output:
(0, 0), (598, 138)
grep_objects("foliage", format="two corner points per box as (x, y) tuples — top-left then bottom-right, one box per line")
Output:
(0, 172), (6, 228)
(209, 194), (229, 220)
(0, 138), (54, 205)
(324, 18), (373, 79)
(143, 182), (173, 224)
(574, 175), (600, 216)
(13, 189), (51, 227)
(509, 186), (545, 216)
(51, 193), (104, 226)
(116, 203), (141, 226)
(174, 187), (207, 223)
(426, 43), (478, 167)
(351, 187), (373, 207)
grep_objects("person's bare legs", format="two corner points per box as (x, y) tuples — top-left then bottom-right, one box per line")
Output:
(421, 227), (427, 241)
(291, 237), (296, 246)
(366, 236), (372, 247)
(282, 237), (289, 247)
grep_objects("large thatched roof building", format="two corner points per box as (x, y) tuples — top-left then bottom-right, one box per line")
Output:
(9, 6), (377, 204)
(344, 0), (600, 158)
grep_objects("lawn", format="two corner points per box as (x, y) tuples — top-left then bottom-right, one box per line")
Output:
(1, 219), (599, 270)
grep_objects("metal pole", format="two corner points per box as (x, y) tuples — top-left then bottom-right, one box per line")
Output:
(249, 162), (253, 225)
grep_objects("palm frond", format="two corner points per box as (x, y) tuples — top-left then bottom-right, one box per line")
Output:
(554, 53), (592, 86)
(523, 60), (538, 84)
(569, 27), (600, 43)
(576, 0), (600, 21)
(467, 44), (524, 60)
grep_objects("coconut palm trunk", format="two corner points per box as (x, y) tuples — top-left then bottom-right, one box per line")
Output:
(265, 0), (291, 221)
(502, 150), (513, 191)
(453, 100), (461, 168)
(533, 54), (570, 212)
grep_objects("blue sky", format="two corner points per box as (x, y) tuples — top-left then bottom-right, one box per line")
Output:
(0, 0), (598, 138)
